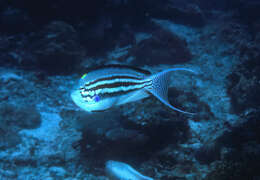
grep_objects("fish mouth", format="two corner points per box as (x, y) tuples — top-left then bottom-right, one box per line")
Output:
(105, 160), (116, 168)
(71, 89), (89, 111)
(71, 89), (100, 112)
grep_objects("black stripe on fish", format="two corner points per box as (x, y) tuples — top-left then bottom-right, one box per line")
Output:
(84, 75), (143, 88)
(84, 80), (151, 94)
(89, 81), (148, 91)
(80, 80), (152, 99)
(98, 83), (151, 98)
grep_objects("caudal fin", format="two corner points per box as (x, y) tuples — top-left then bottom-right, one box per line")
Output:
(145, 68), (196, 115)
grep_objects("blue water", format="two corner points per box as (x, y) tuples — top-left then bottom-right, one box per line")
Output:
(0, 0), (260, 179)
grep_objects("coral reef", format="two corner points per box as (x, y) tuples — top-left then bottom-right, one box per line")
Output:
(26, 21), (85, 74)
(227, 48), (260, 113)
(0, 101), (41, 149)
(0, 0), (259, 179)
(205, 110), (260, 179)
(129, 28), (192, 65)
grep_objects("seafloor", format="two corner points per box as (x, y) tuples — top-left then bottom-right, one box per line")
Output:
(0, 0), (260, 180)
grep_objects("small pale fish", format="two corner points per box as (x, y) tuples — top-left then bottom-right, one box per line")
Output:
(105, 160), (153, 180)
(71, 65), (196, 114)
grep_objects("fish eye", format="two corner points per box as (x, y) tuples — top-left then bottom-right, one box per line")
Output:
(93, 95), (100, 102)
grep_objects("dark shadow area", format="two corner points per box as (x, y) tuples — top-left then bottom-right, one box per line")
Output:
(205, 110), (260, 179)
(227, 57), (260, 114)
(76, 105), (190, 175)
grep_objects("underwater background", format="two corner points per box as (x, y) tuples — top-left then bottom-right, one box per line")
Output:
(0, 0), (260, 179)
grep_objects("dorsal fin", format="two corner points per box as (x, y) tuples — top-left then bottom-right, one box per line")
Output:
(85, 64), (151, 75)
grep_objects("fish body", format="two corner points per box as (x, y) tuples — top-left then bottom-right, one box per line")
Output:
(105, 160), (153, 180)
(71, 65), (195, 114)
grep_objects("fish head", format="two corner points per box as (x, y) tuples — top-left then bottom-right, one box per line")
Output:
(71, 87), (100, 112)
(71, 86), (115, 112)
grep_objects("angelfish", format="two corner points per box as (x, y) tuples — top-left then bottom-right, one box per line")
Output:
(71, 65), (196, 114)
(105, 160), (153, 180)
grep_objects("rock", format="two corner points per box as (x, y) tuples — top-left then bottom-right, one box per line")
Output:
(49, 166), (67, 178)
(77, 17), (116, 56)
(119, 97), (192, 151)
(155, 3), (205, 27)
(219, 22), (251, 49)
(127, 28), (192, 66)
(205, 110), (260, 180)
(0, 168), (17, 179)
(0, 130), (21, 150)
(2, 104), (41, 129)
(0, 35), (29, 67)
(109, 0), (205, 27)
(28, 21), (85, 74)
(105, 128), (148, 144)
(227, 57), (260, 113)
(16, 106), (41, 129)
(0, 72), (22, 83)
(21, 111), (82, 163)
(117, 29), (136, 47)
(194, 143), (221, 164)
(0, 103), (41, 149)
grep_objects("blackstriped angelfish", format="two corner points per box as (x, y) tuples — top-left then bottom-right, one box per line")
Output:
(71, 65), (196, 114)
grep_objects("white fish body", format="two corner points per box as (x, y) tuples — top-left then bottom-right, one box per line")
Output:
(105, 160), (153, 180)
(71, 65), (195, 114)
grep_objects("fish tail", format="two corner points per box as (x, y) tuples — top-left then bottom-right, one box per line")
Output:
(145, 68), (196, 115)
